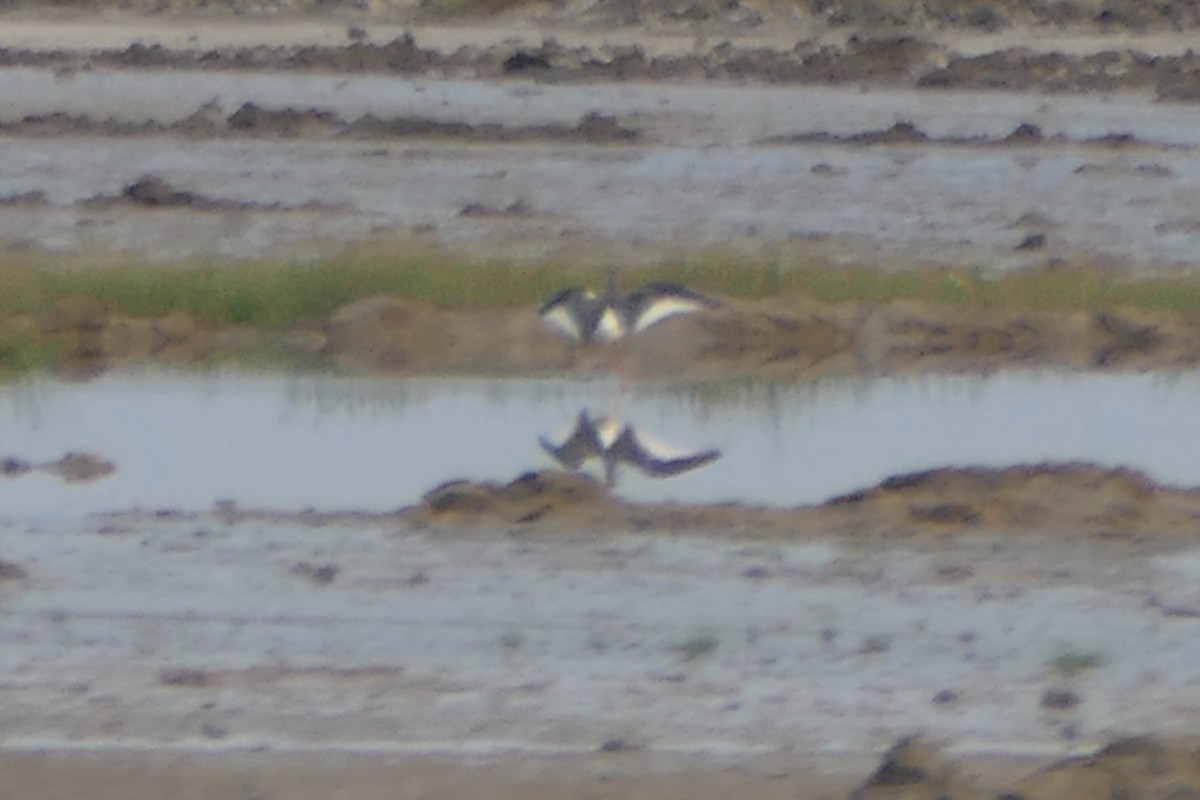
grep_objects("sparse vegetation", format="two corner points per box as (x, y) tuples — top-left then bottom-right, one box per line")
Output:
(676, 631), (720, 661)
(1047, 646), (1105, 679)
(0, 329), (55, 378)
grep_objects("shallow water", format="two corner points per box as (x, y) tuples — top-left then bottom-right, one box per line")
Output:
(4, 69), (1200, 267)
(3, 368), (1200, 518)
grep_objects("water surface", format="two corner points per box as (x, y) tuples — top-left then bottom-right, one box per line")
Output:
(2, 369), (1200, 519)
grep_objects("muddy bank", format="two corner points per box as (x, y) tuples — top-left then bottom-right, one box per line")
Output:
(408, 461), (1200, 539)
(0, 103), (637, 143)
(10, 287), (1200, 380)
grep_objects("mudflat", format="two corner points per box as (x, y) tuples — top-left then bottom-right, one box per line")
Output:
(4, 0), (1200, 796)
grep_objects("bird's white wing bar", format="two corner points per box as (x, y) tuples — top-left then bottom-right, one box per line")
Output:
(592, 416), (625, 449)
(594, 306), (628, 342)
(631, 296), (708, 333)
(540, 303), (586, 341)
(629, 429), (699, 460)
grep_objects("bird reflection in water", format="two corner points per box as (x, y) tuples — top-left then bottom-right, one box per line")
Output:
(539, 411), (721, 488)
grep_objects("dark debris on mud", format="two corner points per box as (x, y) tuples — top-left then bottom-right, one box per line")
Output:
(2, 451), (114, 483)
(81, 174), (341, 212)
(0, 560), (27, 581)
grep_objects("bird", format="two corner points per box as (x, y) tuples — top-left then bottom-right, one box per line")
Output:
(539, 270), (722, 345)
(539, 411), (721, 487)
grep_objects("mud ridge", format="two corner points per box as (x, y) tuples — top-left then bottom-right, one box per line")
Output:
(4, 37), (1200, 96)
(403, 461), (1200, 538)
(80, 174), (342, 212)
(767, 120), (1166, 150)
(0, 104), (638, 143)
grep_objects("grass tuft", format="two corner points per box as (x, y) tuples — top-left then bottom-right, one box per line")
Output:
(1047, 647), (1105, 679)
(0, 330), (57, 378)
(676, 631), (720, 661)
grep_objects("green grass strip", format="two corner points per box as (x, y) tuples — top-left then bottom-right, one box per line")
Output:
(4, 254), (1200, 329)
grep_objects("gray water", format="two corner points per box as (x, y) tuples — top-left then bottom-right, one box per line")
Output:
(2, 368), (1200, 518)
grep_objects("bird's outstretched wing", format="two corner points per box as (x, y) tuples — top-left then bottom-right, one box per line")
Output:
(609, 426), (721, 478)
(539, 286), (597, 342)
(539, 412), (603, 470)
(625, 283), (722, 334)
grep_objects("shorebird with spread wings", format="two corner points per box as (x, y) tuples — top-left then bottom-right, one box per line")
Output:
(539, 270), (722, 345)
